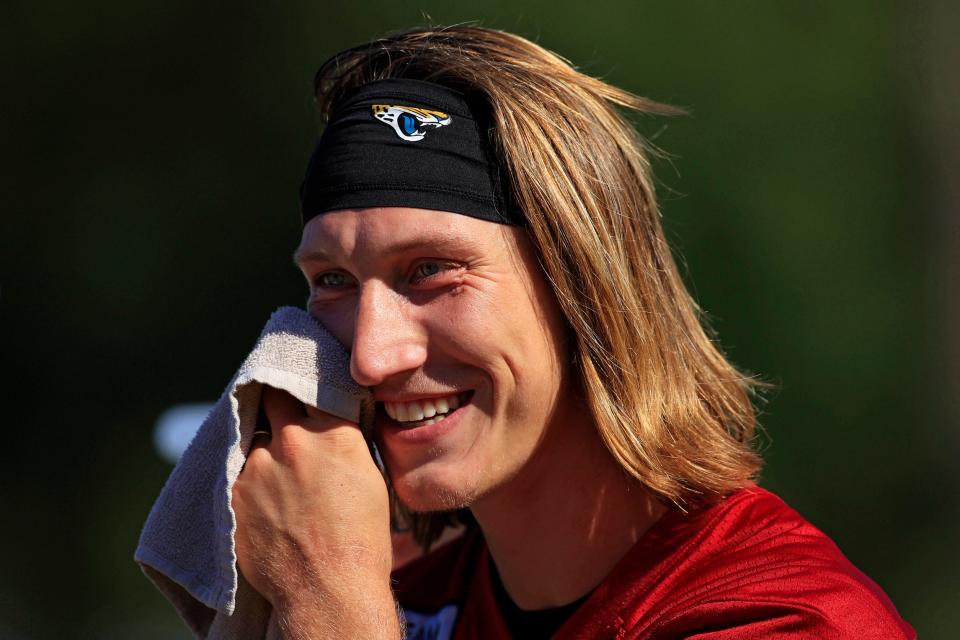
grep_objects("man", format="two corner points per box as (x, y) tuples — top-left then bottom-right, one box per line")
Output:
(230, 26), (915, 639)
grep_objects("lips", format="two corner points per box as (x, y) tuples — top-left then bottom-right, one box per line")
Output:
(376, 391), (474, 444)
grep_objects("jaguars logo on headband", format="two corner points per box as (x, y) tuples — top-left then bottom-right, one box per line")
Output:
(372, 104), (452, 142)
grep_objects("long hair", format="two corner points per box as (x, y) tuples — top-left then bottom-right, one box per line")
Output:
(312, 25), (766, 550)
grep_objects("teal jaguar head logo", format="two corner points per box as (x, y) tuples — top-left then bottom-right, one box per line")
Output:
(372, 104), (452, 141)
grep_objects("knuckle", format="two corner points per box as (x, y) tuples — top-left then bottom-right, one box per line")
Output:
(241, 448), (272, 475)
(274, 429), (308, 459)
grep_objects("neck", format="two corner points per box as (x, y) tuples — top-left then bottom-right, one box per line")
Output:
(470, 406), (667, 610)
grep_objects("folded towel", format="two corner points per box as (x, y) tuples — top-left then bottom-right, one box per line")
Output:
(135, 306), (373, 639)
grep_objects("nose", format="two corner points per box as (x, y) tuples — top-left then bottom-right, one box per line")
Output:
(349, 281), (428, 387)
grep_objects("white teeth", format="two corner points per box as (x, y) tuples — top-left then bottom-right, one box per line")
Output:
(406, 402), (424, 421)
(383, 392), (468, 424)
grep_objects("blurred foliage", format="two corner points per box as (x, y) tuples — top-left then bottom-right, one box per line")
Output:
(2, 1), (956, 638)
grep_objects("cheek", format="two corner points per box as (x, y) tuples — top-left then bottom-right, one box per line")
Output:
(307, 299), (355, 350)
(440, 283), (566, 419)
(423, 285), (500, 356)
(498, 284), (570, 426)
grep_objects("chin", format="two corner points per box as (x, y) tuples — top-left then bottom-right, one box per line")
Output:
(388, 462), (481, 513)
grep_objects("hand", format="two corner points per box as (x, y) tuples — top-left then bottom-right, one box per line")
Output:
(231, 386), (393, 611)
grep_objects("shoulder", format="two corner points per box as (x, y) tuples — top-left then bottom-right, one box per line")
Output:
(618, 486), (916, 639)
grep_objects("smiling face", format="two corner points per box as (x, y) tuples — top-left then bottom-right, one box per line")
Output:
(295, 207), (575, 512)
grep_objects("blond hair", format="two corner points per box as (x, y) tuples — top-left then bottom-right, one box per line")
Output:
(313, 25), (765, 549)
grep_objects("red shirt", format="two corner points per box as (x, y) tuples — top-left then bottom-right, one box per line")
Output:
(392, 486), (915, 639)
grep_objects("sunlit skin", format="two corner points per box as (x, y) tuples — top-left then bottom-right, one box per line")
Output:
(290, 207), (667, 609)
(296, 207), (571, 512)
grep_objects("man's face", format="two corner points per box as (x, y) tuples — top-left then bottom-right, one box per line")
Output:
(295, 207), (573, 512)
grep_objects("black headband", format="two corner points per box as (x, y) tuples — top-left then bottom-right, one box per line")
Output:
(300, 78), (523, 227)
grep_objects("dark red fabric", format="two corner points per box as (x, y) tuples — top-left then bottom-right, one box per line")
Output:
(392, 486), (916, 639)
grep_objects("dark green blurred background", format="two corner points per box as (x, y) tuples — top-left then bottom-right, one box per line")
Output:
(3, 1), (957, 638)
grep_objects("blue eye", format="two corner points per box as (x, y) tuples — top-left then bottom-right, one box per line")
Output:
(315, 272), (349, 288)
(415, 262), (442, 279)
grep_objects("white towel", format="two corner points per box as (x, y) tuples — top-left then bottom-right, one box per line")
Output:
(135, 306), (373, 638)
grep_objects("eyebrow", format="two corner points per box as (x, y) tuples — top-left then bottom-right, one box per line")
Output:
(291, 248), (334, 266)
(292, 234), (476, 267)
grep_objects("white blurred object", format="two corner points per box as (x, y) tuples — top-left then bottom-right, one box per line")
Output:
(154, 403), (216, 464)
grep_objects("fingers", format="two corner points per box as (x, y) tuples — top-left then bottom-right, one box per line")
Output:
(303, 403), (324, 419)
(260, 385), (363, 460)
(262, 386), (306, 430)
(303, 402), (351, 425)
(244, 397), (276, 464)
(252, 387), (301, 461)
(249, 429), (273, 450)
